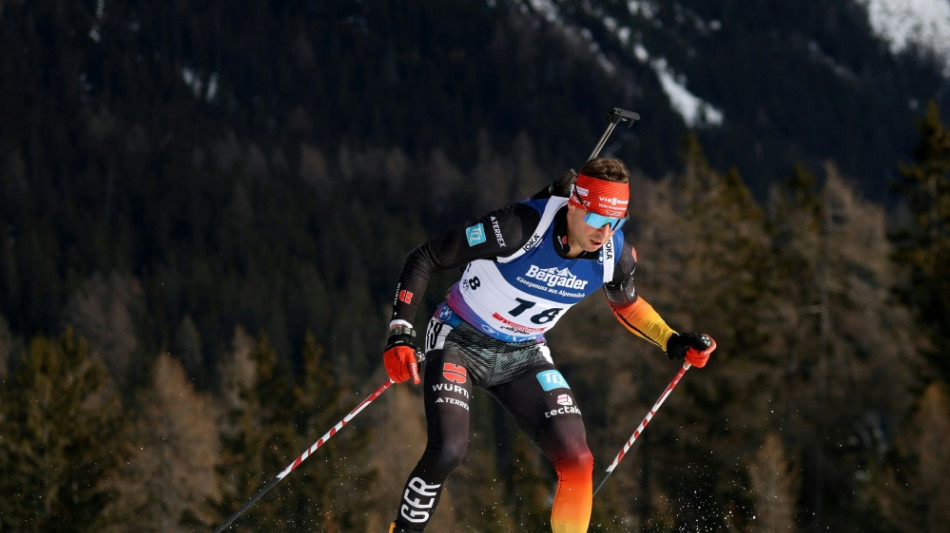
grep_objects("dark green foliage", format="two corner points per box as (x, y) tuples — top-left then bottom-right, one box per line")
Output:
(213, 332), (373, 531)
(891, 101), (950, 381)
(0, 329), (128, 532)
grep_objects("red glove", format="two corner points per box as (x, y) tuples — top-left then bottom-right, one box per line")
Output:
(383, 327), (422, 384)
(666, 333), (716, 368)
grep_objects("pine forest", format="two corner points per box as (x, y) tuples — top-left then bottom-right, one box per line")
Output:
(1, 1), (949, 532)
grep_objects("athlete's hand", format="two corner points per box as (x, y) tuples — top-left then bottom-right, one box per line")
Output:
(666, 333), (716, 368)
(384, 327), (423, 384)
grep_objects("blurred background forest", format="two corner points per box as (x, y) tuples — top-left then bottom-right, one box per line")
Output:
(1, 1), (950, 532)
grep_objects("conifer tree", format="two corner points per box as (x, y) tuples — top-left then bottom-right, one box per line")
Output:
(215, 330), (375, 530)
(60, 272), (145, 388)
(100, 354), (221, 532)
(214, 333), (296, 529)
(283, 332), (373, 531)
(768, 163), (918, 530)
(891, 100), (950, 381)
(879, 383), (950, 532)
(748, 432), (799, 532)
(626, 134), (774, 530)
(0, 329), (127, 532)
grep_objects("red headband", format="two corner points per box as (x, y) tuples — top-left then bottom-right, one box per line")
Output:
(568, 173), (629, 218)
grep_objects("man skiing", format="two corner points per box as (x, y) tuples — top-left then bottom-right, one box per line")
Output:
(383, 157), (716, 533)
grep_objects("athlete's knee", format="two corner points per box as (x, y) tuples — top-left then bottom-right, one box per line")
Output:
(557, 445), (593, 479)
(425, 437), (468, 474)
(438, 439), (469, 471)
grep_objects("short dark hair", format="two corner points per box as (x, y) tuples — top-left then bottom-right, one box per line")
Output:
(579, 158), (629, 184)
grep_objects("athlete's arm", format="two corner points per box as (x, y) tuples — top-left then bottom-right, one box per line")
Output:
(603, 242), (676, 351)
(390, 203), (541, 324)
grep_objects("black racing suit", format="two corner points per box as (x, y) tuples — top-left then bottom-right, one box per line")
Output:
(390, 195), (644, 533)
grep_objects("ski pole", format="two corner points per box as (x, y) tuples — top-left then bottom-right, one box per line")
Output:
(593, 363), (688, 495)
(213, 378), (395, 533)
(593, 335), (715, 495)
(553, 107), (640, 195)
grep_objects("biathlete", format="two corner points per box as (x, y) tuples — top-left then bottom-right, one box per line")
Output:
(383, 157), (716, 533)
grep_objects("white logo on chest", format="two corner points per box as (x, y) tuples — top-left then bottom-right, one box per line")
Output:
(524, 265), (589, 289)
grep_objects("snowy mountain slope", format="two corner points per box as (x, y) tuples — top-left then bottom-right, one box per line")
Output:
(857, 0), (950, 76)
(506, 0), (950, 202)
(68, 0), (949, 203)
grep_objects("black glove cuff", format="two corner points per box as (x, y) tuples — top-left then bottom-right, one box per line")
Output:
(386, 325), (417, 350)
(666, 333), (687, 361)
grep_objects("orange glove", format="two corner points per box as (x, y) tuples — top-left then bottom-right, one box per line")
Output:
(666, 333), (716, 368)
(383, 326), (422, 384)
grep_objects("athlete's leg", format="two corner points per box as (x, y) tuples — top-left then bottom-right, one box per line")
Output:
(491, 365), (593, 533)
(393, 348), (473, 531)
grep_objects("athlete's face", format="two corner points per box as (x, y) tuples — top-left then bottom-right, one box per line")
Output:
(565, 203), (617, 257)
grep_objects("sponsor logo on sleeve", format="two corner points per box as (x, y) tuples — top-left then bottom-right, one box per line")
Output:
(465, 223), (487, 246)
(490, 216), (507, 248)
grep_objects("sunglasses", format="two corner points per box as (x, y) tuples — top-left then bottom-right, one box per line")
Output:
(582, 211), (626, 230)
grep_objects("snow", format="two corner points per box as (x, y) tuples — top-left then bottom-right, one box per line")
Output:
(654, 60), (724, 127)
(631, 45), (724, 128)
(627, 0), (659, 20)
(616, 3), (724, 128)
(855, 0), (950, 76)
(89, 0), (105, 42)
(181, 68), (219, 101)
(515, 0), (725, 127)
(526, 0), (560, 24)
